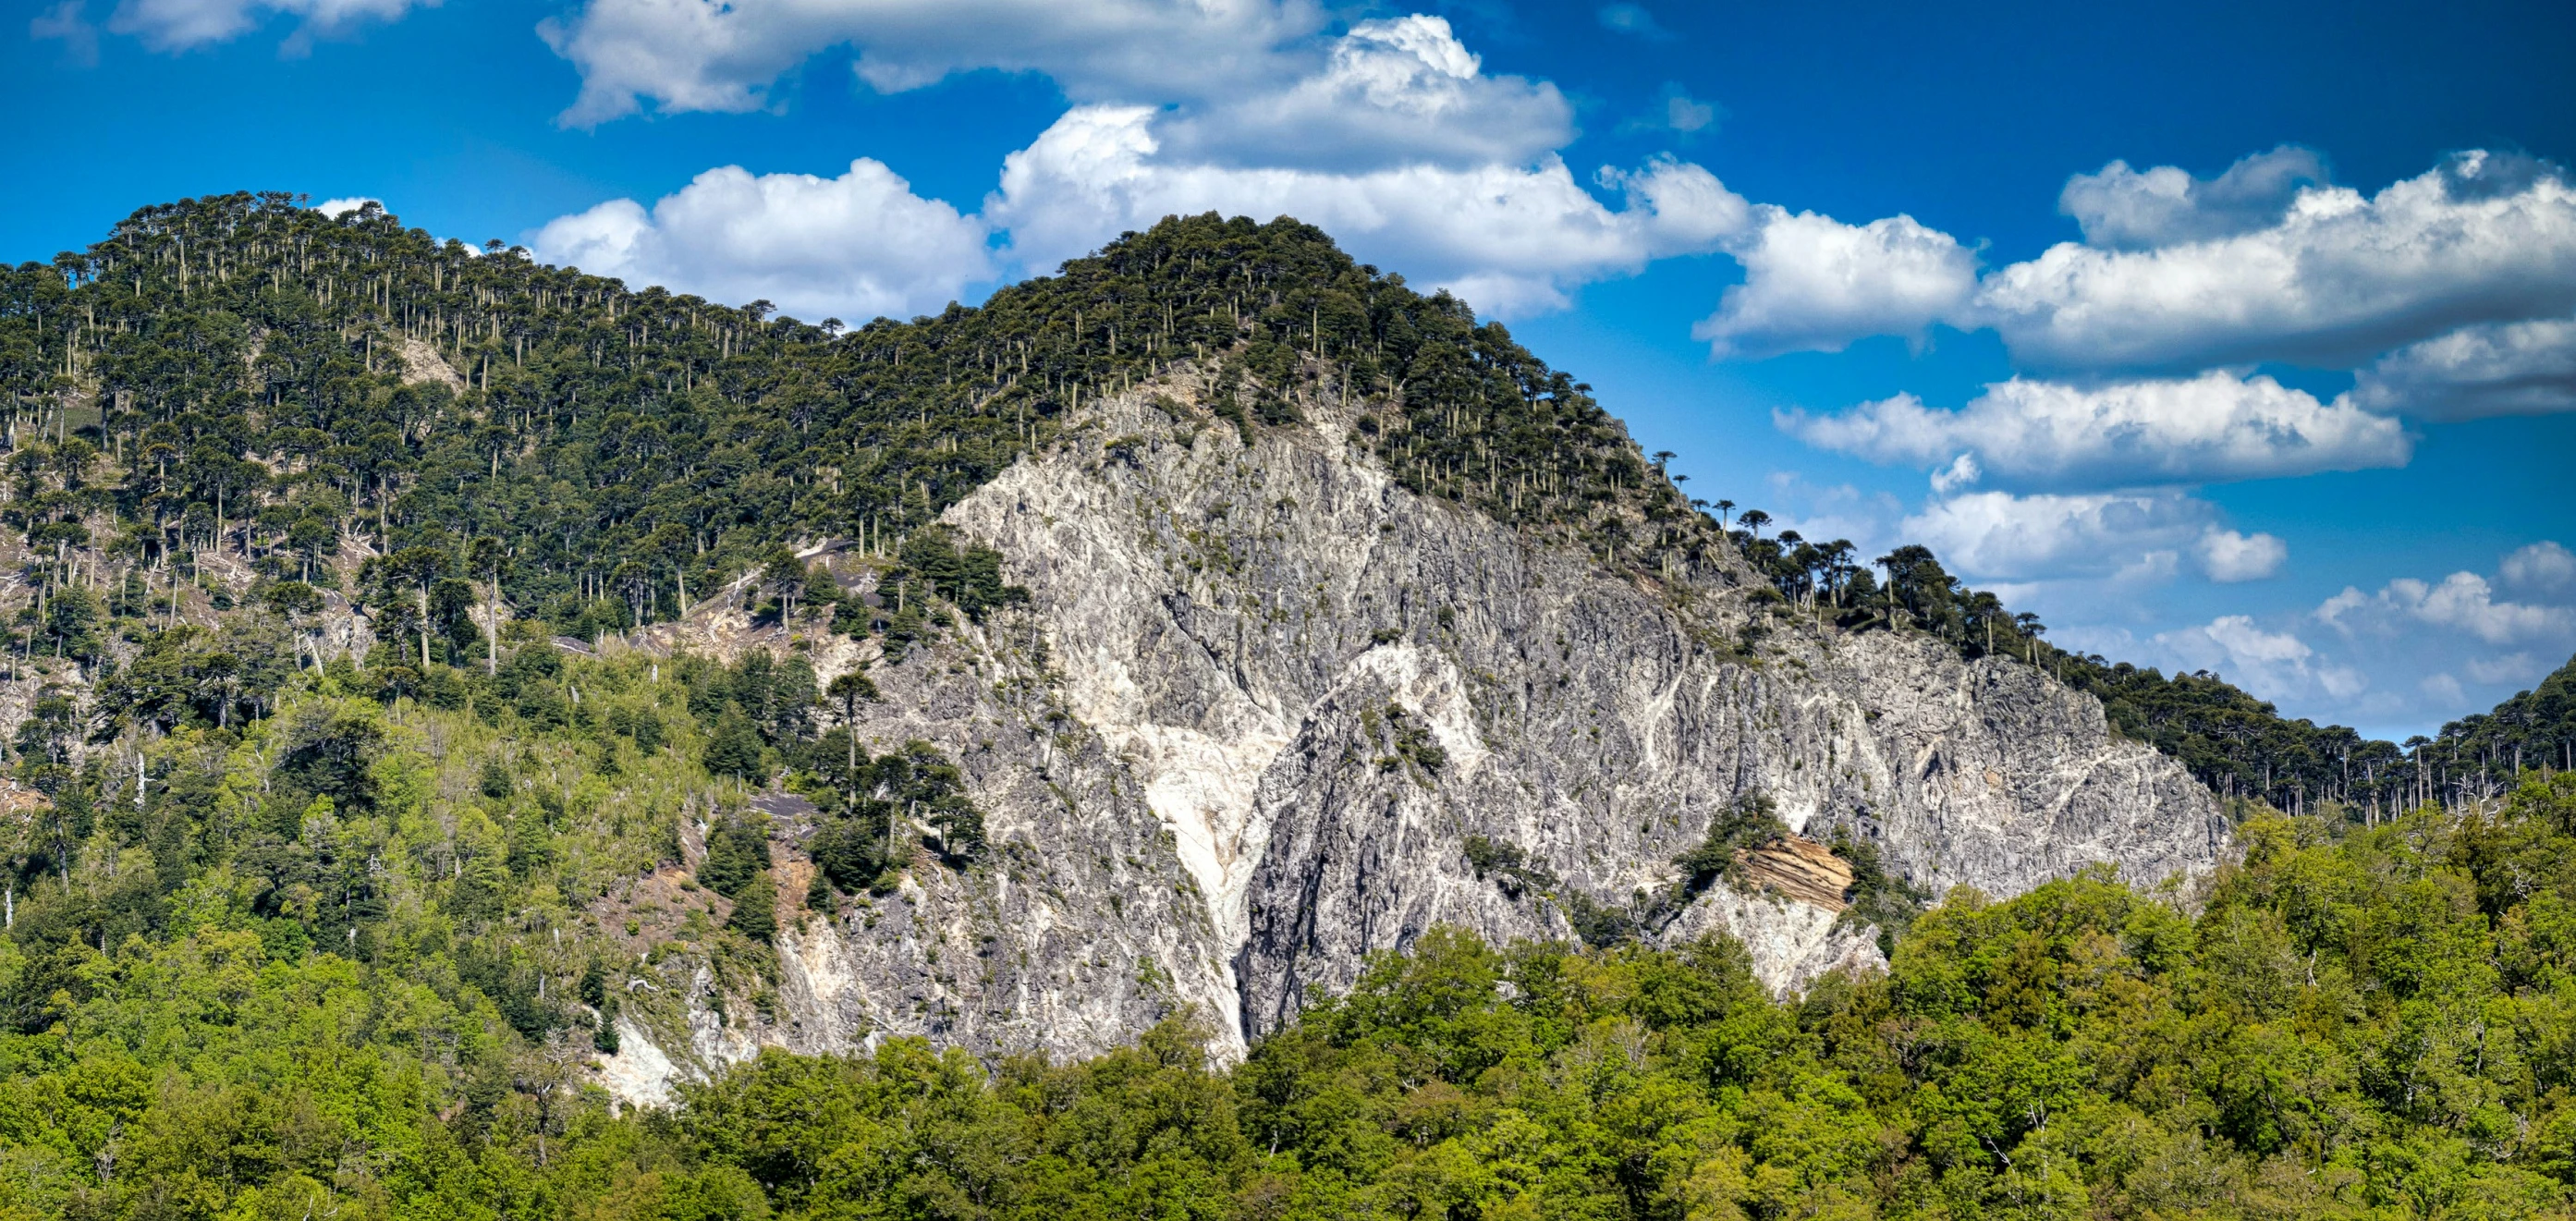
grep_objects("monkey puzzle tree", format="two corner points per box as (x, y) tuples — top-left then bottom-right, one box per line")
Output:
(824, 668), (878, 812)
(369, 546), (450, 668)
(467, 535), (507, 675)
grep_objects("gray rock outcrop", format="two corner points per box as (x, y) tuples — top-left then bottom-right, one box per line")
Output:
(598, 377), (2228, 1097)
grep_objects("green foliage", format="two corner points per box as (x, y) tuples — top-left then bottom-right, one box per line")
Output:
(702, 708), (770, 783)
(93, 617), (295, 732)
(1467, 795), (1804, 952)
(700, 812), (773, 899)
(882, 526), (1029, 624)
(272, 698), (385, 812)
(1676, 791), (1789, 892)
(1358, 702), (1447, 782)
(1386, 703), (1446, 775)
(726, 869), (777, 944)
(1701, 516), (2504, 820)
(607, 700), (666, 751)
(13, 186), (2482, 836)
(1197, 800), (2576, 1220)
(1461, 834), (1666, 948)
(0, 197), (1689, 673)
(10, 753), (2576, 1215)
(785, 722), (995, 889)
(803, 809), (891, 894)
(0, 635), (1029, 1217)
(479, 755), (513, 800)
(1461, 834), (1550, 899)
(879, 739), (987, 865)
(1829, 827), (1932, 956)
(685, 650), (817, 754)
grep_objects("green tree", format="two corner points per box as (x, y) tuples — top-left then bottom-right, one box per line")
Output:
(369, 546), (449, 668)
(703, 708), (770, 784)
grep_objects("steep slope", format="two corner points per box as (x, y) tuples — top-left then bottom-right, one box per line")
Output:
(600, 361), (2228, 1090)
(4, 195), (2229, 1099)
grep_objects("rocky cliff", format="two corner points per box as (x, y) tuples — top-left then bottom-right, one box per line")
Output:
(601, 371), (2228, 1101)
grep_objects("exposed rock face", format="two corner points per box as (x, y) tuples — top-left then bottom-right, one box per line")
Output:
(604, 380), (2228, 1091)
(1741, 836), (1854, 911)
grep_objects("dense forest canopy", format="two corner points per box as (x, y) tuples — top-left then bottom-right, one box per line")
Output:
(0, 191), (1664, 641)
(6, 724), (2576, 1218)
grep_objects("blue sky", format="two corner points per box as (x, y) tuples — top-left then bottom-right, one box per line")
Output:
(14, 0), (2575, 740)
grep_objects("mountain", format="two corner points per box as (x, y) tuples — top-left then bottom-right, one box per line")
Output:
(0, 191), (2436, 814)
(3, 192), (2232, 1072)
(4, 190), (2574, 1217)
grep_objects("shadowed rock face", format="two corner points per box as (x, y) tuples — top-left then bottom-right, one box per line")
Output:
(604, 379), (2227, 1093)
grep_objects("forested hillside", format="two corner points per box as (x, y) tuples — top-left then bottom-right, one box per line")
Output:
(1, 191), (2570, 1217)
(6, 755), (2575, 1218)
(0, 191), (2498, 827)
(0, 191), (1672, 641)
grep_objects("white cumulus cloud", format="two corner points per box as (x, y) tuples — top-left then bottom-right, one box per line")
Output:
(31, 2), (101, 64)
(2318, 570), (2575, 646)
(2348, 314), (2576, 421)
(1152, 16), (1572, 172)
(542, 4), (1573, 177)
(2466, 652), (2546, 685)
(2501, 542), (2576, 594)
(1619, 81), (1720, 139)
(542, 0), (1324, 128)
(2152, 616), (2366, 703)
(1898, 489), (2215, 581)
(984, 105), (1747, 314)
(1778, 371), (2410, 489)
(1691, 207), (1979, 359)
(1595, 3), (1673, 40)
(2195, 529), (2288, 582)
(2058, 145), (2328, 250)
(1979, 151), (2576, 370)
(536, 14), (1747, 319)
(530, 158), (993, 324)
(1689, 149), (2576, 372)
(1898, 489), (2289, 586)
(1660, 89), (1718, 135)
